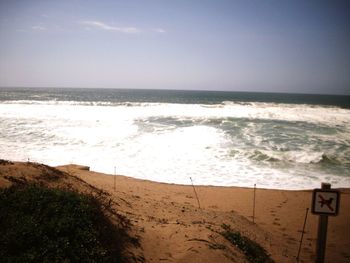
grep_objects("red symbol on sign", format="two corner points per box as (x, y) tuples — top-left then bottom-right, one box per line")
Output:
(318, 195), (334, 211)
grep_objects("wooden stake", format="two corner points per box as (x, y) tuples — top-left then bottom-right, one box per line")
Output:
(114, 166), (116, 192)
(253, 183), (256, 223)
(190, 177), (201, 209)
(296, 207), (309, 262)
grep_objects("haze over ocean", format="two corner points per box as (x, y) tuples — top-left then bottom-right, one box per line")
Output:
(1, 87), (349, 189)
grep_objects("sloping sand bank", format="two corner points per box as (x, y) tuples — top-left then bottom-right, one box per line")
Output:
(1, 161), (349, 262)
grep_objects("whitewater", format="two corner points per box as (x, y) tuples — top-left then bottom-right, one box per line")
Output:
(1, 88), (350, 190)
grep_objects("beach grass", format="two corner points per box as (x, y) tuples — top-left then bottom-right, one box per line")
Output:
(0, 184), (130, 262)
(221, 223), (274, 263)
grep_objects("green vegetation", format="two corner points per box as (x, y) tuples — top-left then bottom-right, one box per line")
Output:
(221, 224), (274, 263)
(0, 184), (129, 263)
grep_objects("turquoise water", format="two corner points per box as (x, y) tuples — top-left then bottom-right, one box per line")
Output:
(1, 87), (349, 189)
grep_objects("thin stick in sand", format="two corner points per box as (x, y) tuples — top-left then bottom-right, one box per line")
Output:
(190, 177), (201, 209)
(114, 166), (116, 191)
(253, 183), (256, 223)
(296, 207), (309, 262)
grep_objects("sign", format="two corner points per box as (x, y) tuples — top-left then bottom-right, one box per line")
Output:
(312, 189), (340, 216)
(312, 183), (340, 263)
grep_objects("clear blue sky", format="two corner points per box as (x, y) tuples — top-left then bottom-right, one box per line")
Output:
(0, 0), (349, 94)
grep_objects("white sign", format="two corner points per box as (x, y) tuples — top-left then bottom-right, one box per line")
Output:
(312, 189), (340, 216)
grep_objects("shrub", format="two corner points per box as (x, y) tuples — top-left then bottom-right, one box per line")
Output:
(0, 184), (128, 262)
(221, 224), (274, 263)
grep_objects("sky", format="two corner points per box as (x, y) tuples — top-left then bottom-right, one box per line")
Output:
(0, 0), (349, 94)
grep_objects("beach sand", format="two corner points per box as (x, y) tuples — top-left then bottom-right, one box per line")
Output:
(1, 161), (349, 262)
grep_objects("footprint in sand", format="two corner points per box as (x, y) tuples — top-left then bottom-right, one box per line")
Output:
(273, 217), (281, 226)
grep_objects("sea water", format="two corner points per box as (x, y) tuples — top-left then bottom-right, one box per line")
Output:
(1, 87), (349, 189)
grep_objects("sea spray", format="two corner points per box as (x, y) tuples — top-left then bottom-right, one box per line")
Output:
(1, 88), (349, 190)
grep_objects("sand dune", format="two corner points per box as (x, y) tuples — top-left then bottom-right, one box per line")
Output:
(1, 161), (349, 262)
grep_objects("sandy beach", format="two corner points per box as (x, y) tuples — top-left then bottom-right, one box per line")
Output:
(1, 161), (349, 263)
(2, 1), (350, 262)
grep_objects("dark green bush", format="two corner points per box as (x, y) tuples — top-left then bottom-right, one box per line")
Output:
(221, 224), (274, 263)
(0, 184), (127, 263)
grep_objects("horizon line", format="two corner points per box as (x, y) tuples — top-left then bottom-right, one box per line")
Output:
(0, 86), (349, 96)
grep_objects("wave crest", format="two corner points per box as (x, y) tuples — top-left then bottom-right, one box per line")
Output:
(248, 150), (342, 165)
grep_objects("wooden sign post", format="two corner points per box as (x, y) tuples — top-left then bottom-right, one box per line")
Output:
(311, 183), (340, 263)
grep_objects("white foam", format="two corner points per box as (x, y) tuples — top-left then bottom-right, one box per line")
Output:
(2, 100), (350, 126)
(259, 150), (325, 164)
(1, 101), (350, 190)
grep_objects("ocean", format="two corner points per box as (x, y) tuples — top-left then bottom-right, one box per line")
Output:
(1, 87), (349, 189)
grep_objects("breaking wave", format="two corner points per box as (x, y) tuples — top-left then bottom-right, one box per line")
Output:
(247, 150), (345, 165)
(2, 99), (350, 127)
(1, 90), (350, 190)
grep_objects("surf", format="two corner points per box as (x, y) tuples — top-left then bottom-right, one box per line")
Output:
(1, 88), (349, 190)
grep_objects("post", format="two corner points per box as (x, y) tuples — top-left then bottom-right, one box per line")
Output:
(315, 183), (331, 263)
(296, 208), (309, 262)
(114, 166), (116, 192)
(190, 177), (201, 209)
(253, 183), (256, 223)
